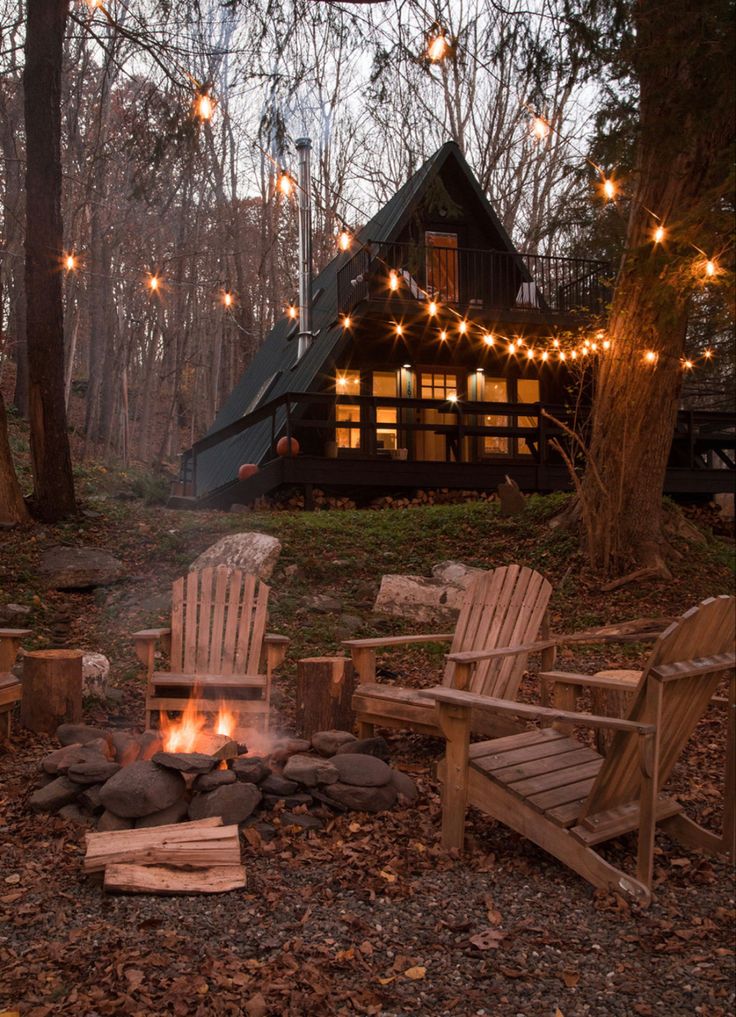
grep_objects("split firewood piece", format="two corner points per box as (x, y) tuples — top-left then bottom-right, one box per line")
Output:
(84, 817), (240, 874)
(103, 863), (246, 895)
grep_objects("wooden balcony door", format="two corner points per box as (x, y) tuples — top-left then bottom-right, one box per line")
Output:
(425, 232), (459, 302)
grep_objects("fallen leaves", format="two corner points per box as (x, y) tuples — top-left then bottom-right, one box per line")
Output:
(403, 966), (426, 980)
(469, 928), (506, 951)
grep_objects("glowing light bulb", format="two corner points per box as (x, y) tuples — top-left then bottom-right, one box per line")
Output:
(428, 301), (438, 316)
(552, 338), (560, 348)
(591, 342), (598, 352)
(541, 351), (549, 362)
(342, 315), (352, 329)
(427, 35), (448, 61)
(395, 323), (403, 337)
(64, 253), (76, 271)
(448, 393), (458, 404)
(195, 92), (214, 121)
(389, 270), (399, 292)
(683, 359), (694, 370)
(287, 305), (297, 319)
(526, 348), (535, 360)
(507, 340), (516, 353)
(602, 339), (611, 350)
(653, 225), (666, 244)
(602, 177), (616, 201)
(222, 292), (233, 307)
(531, 116), (550, 141)
(439, 330), (448, 341)
(337, 230), (351, 252)
(483, 333), (495, 346)
(278, 173), (293, 197)
(559, 351), (567, 362)
(703, 349), (713, 359)
(705, 259), (717, 277)
(148, 274), (159, 292)
(644, 350), (657, 364)
(458, 321), (468, 335)
(571, 350), (578, 360)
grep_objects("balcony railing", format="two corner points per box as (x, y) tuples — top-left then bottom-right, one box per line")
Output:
(337, 241), (611, 318)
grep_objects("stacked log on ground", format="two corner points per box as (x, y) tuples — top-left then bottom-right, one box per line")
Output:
(84, 818), (245, 894)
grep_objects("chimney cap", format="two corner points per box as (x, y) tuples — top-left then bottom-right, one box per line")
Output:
(295, 137), (312, 149)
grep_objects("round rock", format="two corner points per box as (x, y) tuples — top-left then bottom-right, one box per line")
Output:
(282, 754), (339, 788)
(99, 760), (186, 818)
(391, 769), (418, 802)
(67, 761), (121, 785)
(189, 783), (261, 825)
(335, 736), (390, 760)
(56, 723), (111, 747)
(310, 730), (356, 756)
(232, 757), (271, 784)
(259, 773), (299, 796)
(194, 769), (237, 792)
(330, 753), (393, 787)
(152, 751), (218, 774)
(325, 781), (398, 813)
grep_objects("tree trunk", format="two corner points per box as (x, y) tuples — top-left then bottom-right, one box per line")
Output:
(578, 0), (733, 573)
(0, 393), (30, 525)
(21, 649), (83, 734)
(23, 0), (76, 521)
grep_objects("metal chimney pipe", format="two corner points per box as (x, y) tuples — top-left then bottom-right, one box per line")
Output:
(296, 137), (313, 359)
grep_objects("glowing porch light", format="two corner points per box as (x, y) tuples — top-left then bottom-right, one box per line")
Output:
(395, 323), (404, 337)
(337, 376), (348, 388)
(388, 270), (399, 292)
(287, 305), (298, 319)
(447, 393), (458, 404)
(531, 116), (550, 141)
(342, 315), (352, 329)
(427, 35), (449, 61)
(195, 92), (214, 122)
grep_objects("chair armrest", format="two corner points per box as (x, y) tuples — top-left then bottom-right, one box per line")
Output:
(0, 629), (33, 639)
(132, 628), (172, 641)
(539, 669), (640, 691)
(343, 633), (455, 650)
(264, 634), (290, 646)
(419, 686), (655, 734)
(264, 634), (289, 673)
(0, 629), (33, 672)
(448, 639), (557, 665)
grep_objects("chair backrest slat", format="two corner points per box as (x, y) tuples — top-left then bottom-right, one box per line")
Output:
(580, 595), (736, 819)
(442, 565), (553, 699)
(168, 568), (269, 677)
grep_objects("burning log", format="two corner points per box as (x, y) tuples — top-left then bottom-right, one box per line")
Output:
(191, 733), (239, 760)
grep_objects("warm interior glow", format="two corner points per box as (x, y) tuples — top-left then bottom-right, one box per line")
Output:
(427, 35), (448, 61)
(571, 350), (578, 359)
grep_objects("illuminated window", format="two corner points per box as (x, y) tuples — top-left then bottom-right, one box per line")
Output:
(483, 378), (509, 455)
(335, 371), (361, 448)
(425, 232), (459, 302)
(420, 371), (457, 401)
(517, 378), (540, 455)
(372, 372), (398, 450)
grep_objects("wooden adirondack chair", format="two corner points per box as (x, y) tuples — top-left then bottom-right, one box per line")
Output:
(0, 628), (31, 740)
(134, 567), (289, 731)
(347, 565), (555, 739)
(423, 595), (736, 905)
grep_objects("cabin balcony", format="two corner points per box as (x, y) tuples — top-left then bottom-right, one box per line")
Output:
(337, 241), (611, 324)
(175, 391), (736, 509)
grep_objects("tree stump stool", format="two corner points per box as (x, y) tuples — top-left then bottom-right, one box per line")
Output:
(591, 669), (641, 755)
(295, 657), (356, 738)
(21, 649), (84, 734)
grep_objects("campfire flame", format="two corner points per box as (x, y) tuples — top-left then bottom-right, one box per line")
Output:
(160, 695), (237, 753)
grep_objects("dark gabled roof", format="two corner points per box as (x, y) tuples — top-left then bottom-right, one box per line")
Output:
(193, 142), (519, 496)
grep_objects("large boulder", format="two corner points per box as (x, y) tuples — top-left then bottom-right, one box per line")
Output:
(30, 776), (81, 813)
(99, 761), (186, 818)
(39, 546), (124, 590)
(311, 730), (356, 757)
(373, 561), (485, 623)
(282, 754), (339, 788)
(189, 533), (282, 580)
(325, 782), (398, 813)
(189, 783), (261, 824)
(331, 753), (393, 787)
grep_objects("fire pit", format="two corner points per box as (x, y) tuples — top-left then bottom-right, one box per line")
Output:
(29, 698), (419, 835)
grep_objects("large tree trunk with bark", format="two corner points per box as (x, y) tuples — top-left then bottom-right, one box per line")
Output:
(23, 0), (76, 522)
(578, 0), (733, 574)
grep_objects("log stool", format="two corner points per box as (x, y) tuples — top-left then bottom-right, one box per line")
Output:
(295, 657), (356, 738)
(21, 649), (84, 735)
(591, 668), (641, 754)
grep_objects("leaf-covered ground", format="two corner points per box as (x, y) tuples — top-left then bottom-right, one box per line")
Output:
(1, 480), (734, 1016)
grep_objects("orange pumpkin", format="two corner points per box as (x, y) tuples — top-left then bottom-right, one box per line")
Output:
(276, 436), (300, 458)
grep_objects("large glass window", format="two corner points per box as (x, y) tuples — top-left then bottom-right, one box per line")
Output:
(425, 232), (459, 302)
(517, 378), (540, 456)
(335, 371), (361, 449)
(373, 371), (398, 451)
(483, 378), (509, 455)
(420, 371), (458, 401)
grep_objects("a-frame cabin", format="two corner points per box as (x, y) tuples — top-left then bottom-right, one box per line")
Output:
(174, 142), (734, 509)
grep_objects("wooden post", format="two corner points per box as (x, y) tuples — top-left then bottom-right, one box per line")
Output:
(21, 649), (83, 734)
(295, 656), (356, 738)
(436, 700), (471, 851)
